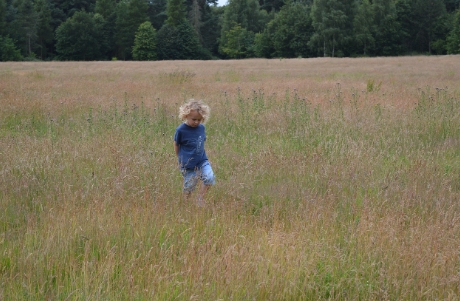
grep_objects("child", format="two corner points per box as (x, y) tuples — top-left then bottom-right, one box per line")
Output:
(174, 100), (215, 207)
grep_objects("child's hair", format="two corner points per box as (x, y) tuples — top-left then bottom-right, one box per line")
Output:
(179, 99), (210, 123)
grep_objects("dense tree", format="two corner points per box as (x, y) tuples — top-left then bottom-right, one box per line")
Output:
(370, 0), (404, 56)
(395, 0), (414, 53)
(413, 0), (447, 53)
(444, 0), (460, 12)
(9, 0), (39, 57)
(1, 0), (458, 61)
(310, 0), (354, 57)
(49, 0), (96, 18)
(95, 0), (116, 57)
(353, 0), (374, 55)
(199, 5), (222, 56)
(264, 0), (313, 58)
(0, 35), (23, 60)
(220, 23), (255, 58)
(165, 0), (186, 26)
(446, 9), (460, 53)
(157, 21), (211, 59)
(188, 0), (201, 39)
(156, 0), (211, 59)
(35, 0), (54, 59)
(147, 0), (167, 30)
(219, 0), (269, 57)
(132, 21), (157, 59)
(0, 0), (6, 36)
(115, 0), (148, 59)
(55, 10), (107, 60)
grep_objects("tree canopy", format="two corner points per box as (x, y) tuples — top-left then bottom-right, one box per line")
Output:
(1, 0), (459, 61)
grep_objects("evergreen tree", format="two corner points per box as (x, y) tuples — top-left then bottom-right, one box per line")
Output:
(0, 35), (23, 60)
(132, 21), (157, 60)
(9, 0), (39, 57)
(115, 0), (148, 59)
(147, 0), (167, 30)
(157, 21), (211, 59)
(165, 0), (186, 26)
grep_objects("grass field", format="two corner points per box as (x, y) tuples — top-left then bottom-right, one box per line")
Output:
(1, 56), (460, 300)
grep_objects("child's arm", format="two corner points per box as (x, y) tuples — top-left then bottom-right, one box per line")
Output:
(174, 141), (179, 157)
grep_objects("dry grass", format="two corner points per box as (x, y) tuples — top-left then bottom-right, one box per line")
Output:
(1, 56), (460, 300)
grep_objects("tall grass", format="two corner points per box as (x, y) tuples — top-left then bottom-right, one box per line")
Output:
(1, 57), (459, 300)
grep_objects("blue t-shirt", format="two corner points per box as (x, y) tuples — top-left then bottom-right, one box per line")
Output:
(174, 123), (208, 169)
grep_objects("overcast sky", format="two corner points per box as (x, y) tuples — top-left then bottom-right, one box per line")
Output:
(217, 0), (227, 6)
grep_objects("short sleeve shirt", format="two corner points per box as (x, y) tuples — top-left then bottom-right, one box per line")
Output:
(174, 123), (208, 169)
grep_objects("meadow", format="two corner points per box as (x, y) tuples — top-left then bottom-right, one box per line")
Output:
(0, 56), (459, 300)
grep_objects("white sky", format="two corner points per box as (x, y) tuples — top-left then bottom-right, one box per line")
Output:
(216, 0), (228, 6)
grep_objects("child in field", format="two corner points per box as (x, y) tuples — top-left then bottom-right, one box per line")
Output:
(174, 100), (215, 207)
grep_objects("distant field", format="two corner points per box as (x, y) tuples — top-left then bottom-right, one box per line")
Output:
(1, 57), (459, 300)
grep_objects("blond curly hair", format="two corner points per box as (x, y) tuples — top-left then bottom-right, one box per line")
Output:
(179, 99), (210, 123)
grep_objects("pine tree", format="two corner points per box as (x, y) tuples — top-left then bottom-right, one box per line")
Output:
(165, 0), (186, 26)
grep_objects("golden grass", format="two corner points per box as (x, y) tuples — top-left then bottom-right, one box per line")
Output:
(1, 56), (460, 300)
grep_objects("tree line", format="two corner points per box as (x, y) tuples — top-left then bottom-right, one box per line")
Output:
(1, 0), (459, 61)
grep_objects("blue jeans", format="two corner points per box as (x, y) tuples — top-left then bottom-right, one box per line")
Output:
(181, 161), (215, 193)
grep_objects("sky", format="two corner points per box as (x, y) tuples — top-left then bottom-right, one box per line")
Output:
(216, 0), (228, 6)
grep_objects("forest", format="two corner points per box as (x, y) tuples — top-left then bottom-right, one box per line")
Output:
(0, 0), (460, 61)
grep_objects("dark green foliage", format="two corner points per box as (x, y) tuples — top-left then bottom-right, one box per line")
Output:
(95, 0), (116, 57)
(264, 0), (313, 58)
(353, 0), (374, 56)
(220, 23), (255, 58)
(115, 0), (148, 60)
(55, 10), (108, 60)
(165, 0), (186, 26)
(395, 0), (415, 54)
(0, 0), (6, 36)
(156, 21), (211, 59)
(413, 0), (447, 53)
(1, 0), (458, 60)
(8, 0), (39, 57)
(148, 0), (167, 30)
(310, 0), (356, 57)
(199, 5), (222, 56)
(132, 21), (157, 60)
(35, 0), (54, 59)
(0, 35), (23, 60)
(219, 0), (270, 58)
(446, 9), (460, 53)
